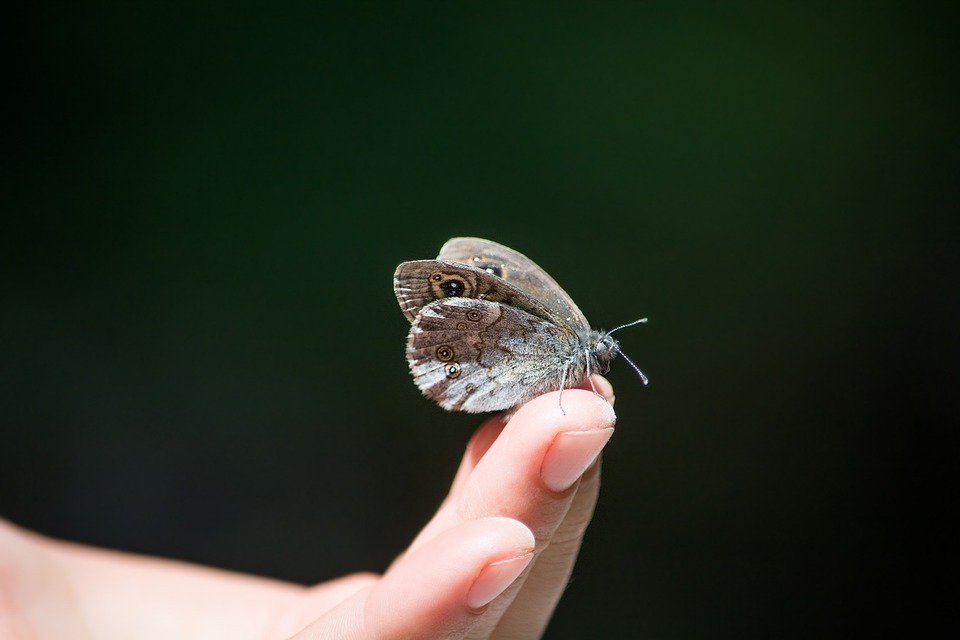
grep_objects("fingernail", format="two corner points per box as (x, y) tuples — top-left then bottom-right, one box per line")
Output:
(466, 553), (534, 610)
(541, 428), (615, 492)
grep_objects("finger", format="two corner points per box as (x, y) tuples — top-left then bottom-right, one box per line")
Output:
(393, 387), (608, 639)
(452, 375), (612, 505)
(493, 455), (603, 638)
(297, 573), (379, 622)
(574, 374), (615, 406)
(491, 376), (614, 636)
(407, 375), (615, 556)
(451, 386), (615, 637)
(456, 386), (615, 542)
(291, 517), (534, 640)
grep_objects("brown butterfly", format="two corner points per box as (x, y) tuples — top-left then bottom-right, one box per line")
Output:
(394, 237), (647, 412)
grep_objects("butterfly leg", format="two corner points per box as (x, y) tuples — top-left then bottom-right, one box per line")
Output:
(583, 347), (603, 398)
(557, 363), (570, 416)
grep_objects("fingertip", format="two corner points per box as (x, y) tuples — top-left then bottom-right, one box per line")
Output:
(461, 517), (535, 610)
(594, 391), (617, 427)
(588, 374), (615, 403)
(509, 387), (617, 433)
(479, 515), (536, 552)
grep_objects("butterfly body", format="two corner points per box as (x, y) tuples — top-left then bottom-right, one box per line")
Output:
(394, 237), (639, 413)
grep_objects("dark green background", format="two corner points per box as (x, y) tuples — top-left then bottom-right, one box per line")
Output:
(4, 3), (957, 637)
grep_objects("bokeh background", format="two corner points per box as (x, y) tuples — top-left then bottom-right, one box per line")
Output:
(4, 3), (957, 637)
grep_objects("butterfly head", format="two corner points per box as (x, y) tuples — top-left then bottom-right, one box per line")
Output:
(594, 318), (650, 385)
(588, 332), (620, 375)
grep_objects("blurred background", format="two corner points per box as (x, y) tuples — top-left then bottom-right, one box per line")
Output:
(3, 2), (957, 637)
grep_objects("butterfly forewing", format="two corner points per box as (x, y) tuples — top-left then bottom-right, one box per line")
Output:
(394, 259), (561, 326)
(437, 237), (590, 332)
(407, 298), (582, 412)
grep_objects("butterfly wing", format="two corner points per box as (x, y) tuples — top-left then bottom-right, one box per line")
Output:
(394, 259), (560, 325)
(438, 237), (590, 331)
(407, 297), (582, 412)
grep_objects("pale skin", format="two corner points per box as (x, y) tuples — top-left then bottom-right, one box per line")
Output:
(0, 378), (617, 640)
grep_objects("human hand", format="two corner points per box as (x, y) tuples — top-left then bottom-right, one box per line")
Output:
(0, 378), (616, 639)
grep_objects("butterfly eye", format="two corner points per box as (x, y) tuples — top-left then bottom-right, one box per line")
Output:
(435, 345), (455, 362)
(444, 362), (462, 379)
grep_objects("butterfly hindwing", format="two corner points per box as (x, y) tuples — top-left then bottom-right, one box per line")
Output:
(406, 297), (581, 412)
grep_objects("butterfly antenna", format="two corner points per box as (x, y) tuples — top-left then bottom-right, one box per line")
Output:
(613, 345), (650, 385)
(606, 317), (648, 335)
(603, 318), (649, 385)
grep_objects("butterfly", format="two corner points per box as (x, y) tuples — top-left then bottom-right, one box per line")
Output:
(394, 237), (647, 412)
